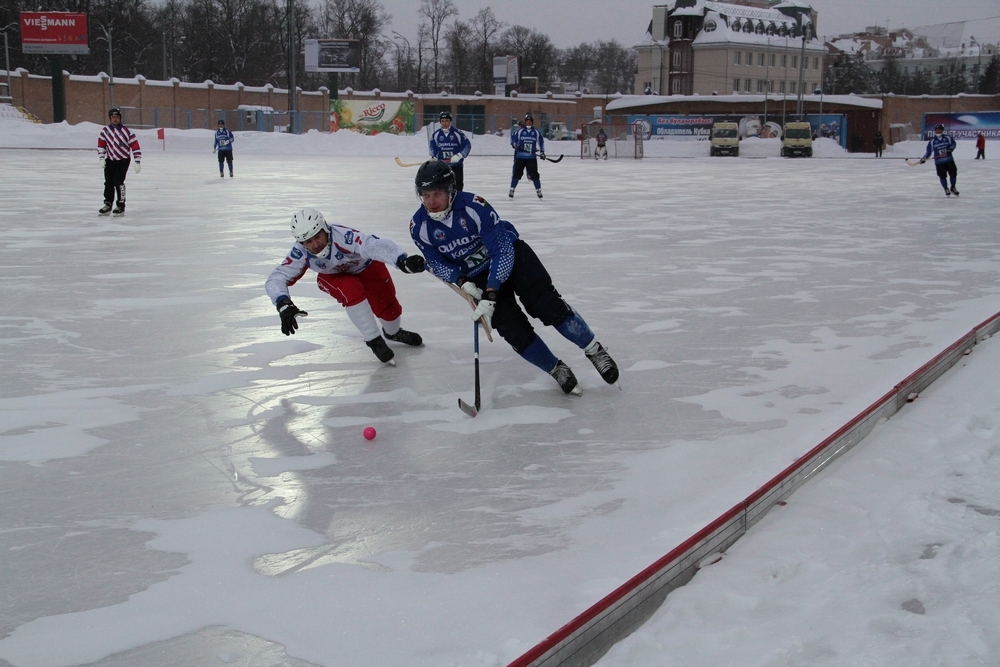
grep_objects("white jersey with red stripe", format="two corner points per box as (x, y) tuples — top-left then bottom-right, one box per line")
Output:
(97, 124), (142, 162)
(265, 224), (408, 305)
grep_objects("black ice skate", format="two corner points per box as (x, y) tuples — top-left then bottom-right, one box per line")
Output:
(585, 342), (619, 384)
(549, 360), (579, 395)
(112, 203), (126, 216)
(220, 172), (225, 178)
(951, 186), (960, 196)
(945, 189), (951, 196)
(509, 188), (515, 199)
(536, 189), (543, 199)
(366, 336), (395, 363)
(383, 328), (423, 347)
(99, 203), (112, 216)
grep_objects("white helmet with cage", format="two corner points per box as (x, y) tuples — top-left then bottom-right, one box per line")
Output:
(291, 207), (330, 243)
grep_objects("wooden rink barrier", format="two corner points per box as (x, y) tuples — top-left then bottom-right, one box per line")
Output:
(510, 311), (1000, 667)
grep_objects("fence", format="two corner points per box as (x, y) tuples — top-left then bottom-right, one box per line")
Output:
(110, 106), (628, 138)
(116, 107), (331, 133)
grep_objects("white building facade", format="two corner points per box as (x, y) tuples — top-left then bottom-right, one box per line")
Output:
(636, 0), (827, 97)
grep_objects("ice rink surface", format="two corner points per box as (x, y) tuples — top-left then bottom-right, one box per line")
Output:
(2, 140), (1000, 666)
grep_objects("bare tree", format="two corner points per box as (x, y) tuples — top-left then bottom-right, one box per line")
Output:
(319, 0), (392, 89)
(591, 39), (636, 94)
(467, 7), (506, 92)
(560, 43), (595, 91)
(443, 19), (471, 92)
(418, 0), (457, 92)
(499, 25), (559, 92)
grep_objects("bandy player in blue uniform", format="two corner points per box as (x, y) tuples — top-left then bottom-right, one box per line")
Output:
(409, 161), (618, 394)
(509, 112), (545, 199)
(920, 123), (959, 196)
(266, 208), (426, 364)
(428, 111), (471, 190)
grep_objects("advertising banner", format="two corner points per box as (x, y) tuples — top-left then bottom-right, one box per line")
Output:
(923, 112), (1000, 140)
(304, 39), (361, 73)
(330, 99), (415, 134)
(20, 12), (89, 55)
(628, 113), (847, 147)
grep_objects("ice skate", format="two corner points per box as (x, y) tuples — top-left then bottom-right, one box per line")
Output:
(951, 186), (959, 196)
(220, 172), (224, 178)
(536, 189), (543, 199)
(98, 203), (112, 216)
(549, 360), (579, 395)
(945, 189), (951, 196)
(508, 188), (515, 199)
(585, 341), (620, 385)
(383, 327), (423, 347)
(112, 203), (126, 217)
(366, 336), (395, 364)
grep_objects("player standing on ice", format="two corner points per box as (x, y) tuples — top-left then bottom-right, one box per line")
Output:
(920, 123), (959, 196)
(266, 208), (427, 364)
(214, 119), (235, 178)
(97, 108), (141, 216)
(429, 111), (471, 190)
(595, 128), (608, 160)
(409, 161), (619, 394)
(509, 113), (545, 199)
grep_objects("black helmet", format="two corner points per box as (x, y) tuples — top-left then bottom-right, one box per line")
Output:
(935, 123), (945, 131)
(524, 112), (534, 122)
(415, 160), (456, 194)
(439, 111), (453, 121)
(218, 118), (226, 125)
(108, 108), (121, 118)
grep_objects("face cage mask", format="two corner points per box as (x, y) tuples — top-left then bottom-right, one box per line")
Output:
(416, 187), (456, 222)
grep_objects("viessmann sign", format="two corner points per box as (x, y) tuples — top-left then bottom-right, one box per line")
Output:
(21, 12), (90, 55)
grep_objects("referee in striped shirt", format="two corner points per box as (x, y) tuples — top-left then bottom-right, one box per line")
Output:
(97, 108), (142, 215)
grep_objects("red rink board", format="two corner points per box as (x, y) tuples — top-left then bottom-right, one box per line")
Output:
(510, 310), (1000, 667)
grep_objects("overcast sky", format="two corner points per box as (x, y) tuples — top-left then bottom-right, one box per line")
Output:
(376, 0), (1000, 49)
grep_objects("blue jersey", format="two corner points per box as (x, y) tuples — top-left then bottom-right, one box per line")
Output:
(429, 126), (471, 162)
(214, 128), (235, 152)
(923, 134), (955, 164)
(409, 192), (519, 291)
(511, 126), (545, 159)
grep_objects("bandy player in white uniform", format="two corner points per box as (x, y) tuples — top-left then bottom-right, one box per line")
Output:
(266, 208), (426, 364)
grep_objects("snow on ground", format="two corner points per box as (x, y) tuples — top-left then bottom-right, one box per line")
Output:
(1, 118), (999, 667)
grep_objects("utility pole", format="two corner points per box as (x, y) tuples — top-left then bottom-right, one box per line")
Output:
(287, 0), (297, 133)
(795, 24), (810, 117)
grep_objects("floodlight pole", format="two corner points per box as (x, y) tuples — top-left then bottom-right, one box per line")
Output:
(287, 0), (297, 133)
(795, 25), (809, 117)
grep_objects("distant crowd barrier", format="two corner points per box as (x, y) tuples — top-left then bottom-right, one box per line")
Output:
(510, 310), (1000, 667)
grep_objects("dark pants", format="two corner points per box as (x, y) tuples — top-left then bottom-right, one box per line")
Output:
(450, 163), (464, 190)
(935, 160), (958, 188)
(874, 145), (883, 157)
(510, 158), (540, 189)
(218, 149), (233, 173)
(976, 148), (985, 159)
(465, 240), (571, 353)
(103, 158), (130, 205)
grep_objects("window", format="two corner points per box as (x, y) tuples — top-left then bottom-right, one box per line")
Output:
(769, 53), (776, 67)
(791, 55), (798, 69)
(673, 51), (681, 68)
(756, 80), (764, 93)
(734, 51), (741, 65)
(782, 55), (787, 68)
(790, 81), (796, 94)
(744, 79), (751, 92)
(672, 78), (680, 93)
(733, 78), (740, 92)
(757, 53), (764, 67)
(704, 20), (717, 32)
(813, 57), (819, 70)
(674, 21), (682, 38)
(743, 22), (752, 33)
(779, 81), (786, 93)
(755, 22), (764, 35)
(732, 20), (741, 32)
(747, 52), (752, 65)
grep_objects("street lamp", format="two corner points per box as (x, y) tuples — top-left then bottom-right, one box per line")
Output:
(392, 31), (411, 91)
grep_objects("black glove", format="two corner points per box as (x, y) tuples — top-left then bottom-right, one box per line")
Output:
(276, 297), (307, 336)
(396, 253), (425, 274)
(538, 152), (546, 160)
(920, 158), (926, 164)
